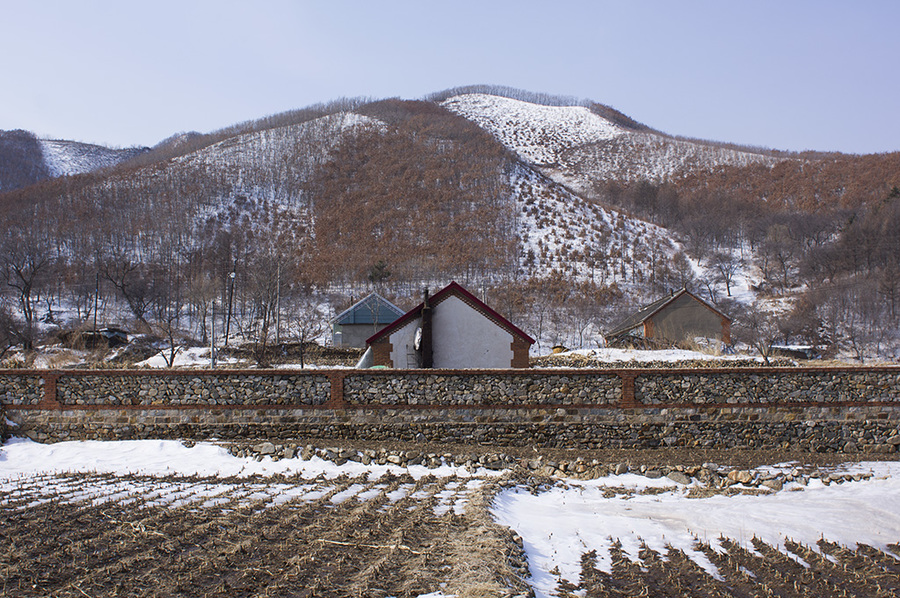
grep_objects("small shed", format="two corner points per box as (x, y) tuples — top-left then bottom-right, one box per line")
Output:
(59, 327), (130, 349)
(365, 281), (534, 369)
(606, 288), (731, 347)
(331, 293), (405, 348)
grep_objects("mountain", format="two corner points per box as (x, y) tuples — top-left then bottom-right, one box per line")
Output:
(39, 139), (149, 178)
(0, 129), (148, 192)
(0, 130), (49, 192)
(440, 93), (781, 192)
(2, 88), (898, 357)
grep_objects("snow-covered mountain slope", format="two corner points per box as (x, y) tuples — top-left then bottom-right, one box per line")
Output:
(551, 131), (779, 191)
(40, 139), (147, 178)
(174, 111), (378, 206)
(510, 164), (683, 296)
(441, 94), (626, 165)
(442, 93), (780, 191)
(178, 112), (374, 169)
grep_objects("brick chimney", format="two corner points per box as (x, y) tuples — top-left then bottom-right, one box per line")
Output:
(419, 287), (433, 368)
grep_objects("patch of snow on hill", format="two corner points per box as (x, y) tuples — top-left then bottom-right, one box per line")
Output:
(511, 166), (682, 293)
(40, 139), (145, 177)
(558, 132), (780, 189)
(442, 93), (781, 189)
(442, 93), (625, 166)
(180, 112), (375, 169)
(176, 111), (378, 206)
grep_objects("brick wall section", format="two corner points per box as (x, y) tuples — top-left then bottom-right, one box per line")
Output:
(2, 366), (899, 449)
(343, 371), (621, 406)
(635, 368), (900, 405)
(510, 340), (531, 368)
(56, 372), (330, 406)
(1, 369), (331, 407)
(371, 341), (393, 367)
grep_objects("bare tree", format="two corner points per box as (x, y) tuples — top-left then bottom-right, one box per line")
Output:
(735, 306), (781, 365)
(100, 257), (157, 330)
(288, 294), (328, 368)
(153, 304), (185, 368)
(1, 233), (52, 351)
(712, 252), (741, 297)
(0, 301), (18, 359)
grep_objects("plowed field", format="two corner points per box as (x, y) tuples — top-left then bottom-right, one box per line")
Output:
(1, 472), (528, 597)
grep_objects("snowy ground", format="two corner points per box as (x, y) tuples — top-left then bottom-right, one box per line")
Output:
(537, 346), (765, 363)
(2, 438), (898, 597)
(493, 462), (900, 597)
(134, 346), (244, 368)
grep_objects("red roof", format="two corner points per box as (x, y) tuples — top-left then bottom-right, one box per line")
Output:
(366, 281), (535, 346)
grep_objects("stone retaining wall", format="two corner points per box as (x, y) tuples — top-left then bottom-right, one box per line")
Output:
(12, 406), (900, 452)
(2, 366), (899, 452)
(344, 372), (622, 405)
(57, 373), (330, 406)
(0, 373), (43, 405)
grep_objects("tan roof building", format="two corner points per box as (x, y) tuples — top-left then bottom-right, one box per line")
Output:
(606, 288), (731, 347)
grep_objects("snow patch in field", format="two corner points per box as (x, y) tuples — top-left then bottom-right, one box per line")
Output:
(0, 438), (484, 480)
(492, 462), (900, 598)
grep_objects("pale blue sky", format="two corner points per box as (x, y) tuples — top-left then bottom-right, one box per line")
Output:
(2, 1), (898, 153)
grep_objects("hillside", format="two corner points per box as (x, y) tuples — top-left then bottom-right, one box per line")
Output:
(0, 129), (148, 191)
(39, 139), (148, 178)
(1, 88), (898, 361)
(441, 93), (780, 191)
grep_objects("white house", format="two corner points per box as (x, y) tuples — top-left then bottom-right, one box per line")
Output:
(364, 282), (533, 369)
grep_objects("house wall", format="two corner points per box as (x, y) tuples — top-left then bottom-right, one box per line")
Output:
(335, 323), (390, 348)
(387, 318), (420, 368)
(383, 295), (521, 369)
(648, 293), (727, 343)
(432, 295), (515, 369)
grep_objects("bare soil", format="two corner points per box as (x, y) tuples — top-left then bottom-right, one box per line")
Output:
(0, 471), (527, 598)
(566, 537), (900, 598)
(3, 451), (899, 597)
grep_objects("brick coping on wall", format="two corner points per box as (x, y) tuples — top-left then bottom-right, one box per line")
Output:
(2, 366), (899, 412)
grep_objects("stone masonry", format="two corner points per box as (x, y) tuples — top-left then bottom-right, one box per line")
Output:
(2, 366), (899, 452)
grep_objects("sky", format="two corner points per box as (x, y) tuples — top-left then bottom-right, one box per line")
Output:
(2, 1), (898, 153)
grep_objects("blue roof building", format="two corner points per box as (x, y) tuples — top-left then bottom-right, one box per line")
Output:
(331, 293), (405, 348)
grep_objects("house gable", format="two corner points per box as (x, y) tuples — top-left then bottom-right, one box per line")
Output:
(608, 288), (731, 346)
(367, 281), (534, 346)
(367, 281), (534, 368)
(332, 293), (405, 348)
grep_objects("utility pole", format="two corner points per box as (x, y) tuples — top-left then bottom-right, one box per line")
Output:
(225, 271), (235, 346)
(93, 272), (99, 334)
(275, 264), (281, 346)
(210, 301), (217, 368)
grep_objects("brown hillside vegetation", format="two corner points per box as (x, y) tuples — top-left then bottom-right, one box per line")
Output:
(308, 101), (519, 286)
(2, 91), (899, 358)
(675, 152), (900, 212)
